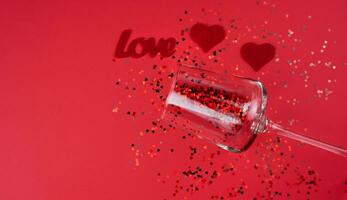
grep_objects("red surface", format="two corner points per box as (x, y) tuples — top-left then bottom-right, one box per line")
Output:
(0, 0), (346, 199)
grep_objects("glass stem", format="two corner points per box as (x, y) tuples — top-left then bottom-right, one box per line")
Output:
(266, 120), (347, 158)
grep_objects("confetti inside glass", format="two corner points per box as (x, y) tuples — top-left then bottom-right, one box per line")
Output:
(162, 65), (347, 157)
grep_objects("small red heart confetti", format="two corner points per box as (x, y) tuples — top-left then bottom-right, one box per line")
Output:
(190, 22), (226, 53)
(240, 42), (276, 71)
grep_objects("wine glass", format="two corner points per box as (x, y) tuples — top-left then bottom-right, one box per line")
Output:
(162, 65), (347, 157)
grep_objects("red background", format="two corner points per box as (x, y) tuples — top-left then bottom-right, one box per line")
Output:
(0, 0), (346, 199)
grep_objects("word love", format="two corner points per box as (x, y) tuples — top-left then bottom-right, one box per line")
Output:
(114, 29), (176, 59)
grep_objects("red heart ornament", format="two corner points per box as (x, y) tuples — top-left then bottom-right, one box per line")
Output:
(190, 23), (226, 53)
(240, 42), (275, 71)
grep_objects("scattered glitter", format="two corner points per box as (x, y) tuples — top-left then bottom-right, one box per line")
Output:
(111, 5), (344, 199)
(287, 29), (294, 38)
